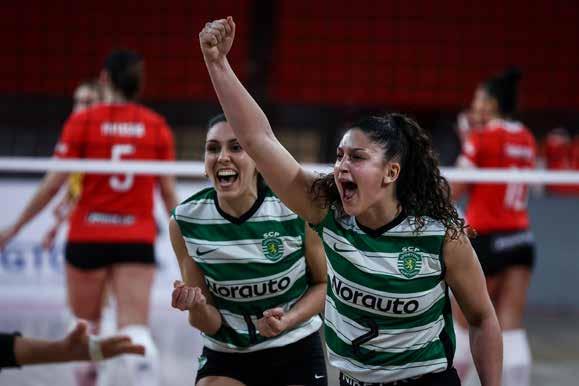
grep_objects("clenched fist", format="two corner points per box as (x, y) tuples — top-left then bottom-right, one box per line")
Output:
(199, 16), (236, 63)
(257, 307), (292, 338)
(171, 280), (206, 311)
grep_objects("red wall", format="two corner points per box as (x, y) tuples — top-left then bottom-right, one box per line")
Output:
(1, 1), (578, 110)
(269, 0), (579, 109)
(0, 0), (251, 101)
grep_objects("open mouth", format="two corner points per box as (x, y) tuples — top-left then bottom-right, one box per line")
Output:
(216, 168), (239, 187)
(340, 181), (358, 202)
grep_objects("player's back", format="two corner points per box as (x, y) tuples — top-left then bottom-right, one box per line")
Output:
(55, 103), (175, 243)
(464, 119), (536, 233)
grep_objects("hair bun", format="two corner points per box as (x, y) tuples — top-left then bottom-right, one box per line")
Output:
(500, 66), (522, 84)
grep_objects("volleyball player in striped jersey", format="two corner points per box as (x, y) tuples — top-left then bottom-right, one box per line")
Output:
(199, 17), (502, 386)
(170, 114), (328, 385)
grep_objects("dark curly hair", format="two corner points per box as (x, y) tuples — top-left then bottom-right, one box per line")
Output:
(311, 113), (469, 239)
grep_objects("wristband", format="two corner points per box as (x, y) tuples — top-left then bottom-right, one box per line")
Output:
(88, 335), (104, 361)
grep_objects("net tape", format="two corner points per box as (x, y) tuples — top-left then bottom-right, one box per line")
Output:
(1, 157), (579, 184)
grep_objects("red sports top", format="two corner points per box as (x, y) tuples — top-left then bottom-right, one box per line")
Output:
(461, 119), (536, 234)
(54, 103), (175, 243)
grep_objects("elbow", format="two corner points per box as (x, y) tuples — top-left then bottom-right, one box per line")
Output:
(188, 313), (221, 335)
(467, 308), (500, 332)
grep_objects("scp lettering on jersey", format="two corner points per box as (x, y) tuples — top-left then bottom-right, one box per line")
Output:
(205, 276), (292, 300)
(331, 275), (419, 315)
(101, 122), (146, 138)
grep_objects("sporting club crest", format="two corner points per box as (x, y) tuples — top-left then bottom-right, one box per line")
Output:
(397, 249), (423, 278)
(262, 231), (284, 261)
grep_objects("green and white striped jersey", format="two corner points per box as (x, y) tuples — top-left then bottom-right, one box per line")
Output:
(173, 186), (322, 353)
(312, 208), (455, 383)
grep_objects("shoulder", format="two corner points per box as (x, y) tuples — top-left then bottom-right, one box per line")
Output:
(173, 187), (215, 217)
(260, 185), (304, 222)
(126, 103), (168, 126)
(394, 216), (447, 236)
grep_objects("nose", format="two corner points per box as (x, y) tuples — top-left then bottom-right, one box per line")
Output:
(335, 157), (349, 175)
(217, 148), (231, 163)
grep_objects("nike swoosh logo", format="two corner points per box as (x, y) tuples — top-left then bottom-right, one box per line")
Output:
(333, 242), (356, 253)
(314, 374), (325, 379)
(196, 247), (218, 256)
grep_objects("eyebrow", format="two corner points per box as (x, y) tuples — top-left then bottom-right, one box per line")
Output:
(338, 146), (367, 152)
(205, 138), (239, 144)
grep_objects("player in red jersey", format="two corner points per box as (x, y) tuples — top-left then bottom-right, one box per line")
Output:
(0, 51), (178, 386)
(452, 68), (536, 386)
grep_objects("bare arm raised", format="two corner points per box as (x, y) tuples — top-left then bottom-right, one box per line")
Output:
(200, 17), (327, 225)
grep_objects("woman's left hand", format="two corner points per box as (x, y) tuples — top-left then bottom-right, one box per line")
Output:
(256, 307), (291, 337)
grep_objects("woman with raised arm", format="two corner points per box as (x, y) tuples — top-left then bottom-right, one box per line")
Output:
(199, 17), (502, 386)
(170, 114), (328, 386)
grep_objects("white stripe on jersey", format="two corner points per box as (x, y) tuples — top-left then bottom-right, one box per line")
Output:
(175, 196), (298, 224)
(325, 296), (445, 353)
(185, 235), (303, 264)
(334, 215), (446, 237)
(323, 228), (442, 278)
(204, 317), (322, 353)
(328, 264), (447, 318)
(205, 258), (306, 302)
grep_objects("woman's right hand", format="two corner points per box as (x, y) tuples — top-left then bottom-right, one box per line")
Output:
(199, 16), (236, 64)
(171, 280), (207, 311)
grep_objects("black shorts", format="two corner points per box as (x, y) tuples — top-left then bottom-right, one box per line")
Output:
(196, 331), (327, 386)
(339, 368), (460, 386)
(65, 242), (156, 270)
(470, 230), (535, 276)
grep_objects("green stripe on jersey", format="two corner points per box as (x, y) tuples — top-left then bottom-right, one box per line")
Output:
(312, 209), (453, 382)
(173, 186), (321, 352)
(324, 326), (447, 367)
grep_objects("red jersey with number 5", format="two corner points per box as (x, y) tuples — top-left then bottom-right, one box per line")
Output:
(54, 103), (175, 243)
(461, 119), (536, 234)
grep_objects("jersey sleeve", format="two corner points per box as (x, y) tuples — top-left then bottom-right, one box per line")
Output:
(53, 115), (86, 159)
(460, 132), (482, 167)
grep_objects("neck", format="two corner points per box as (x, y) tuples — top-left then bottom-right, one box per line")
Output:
(217, 187), (259, 218)
(103, 89), (128, 104)
(356, 192), (401, 230)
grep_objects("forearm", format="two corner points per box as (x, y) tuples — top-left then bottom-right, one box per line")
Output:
(469, 313), (502, 386)
(284, 283), (326, 329)
(188, 304), (222, 335)
(205, 58), (273, 153)
(159, 176), (179, 213)
(13, 172), (67, 231)
(14, 337), (78, 365)
(451, 182), (469, 201)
